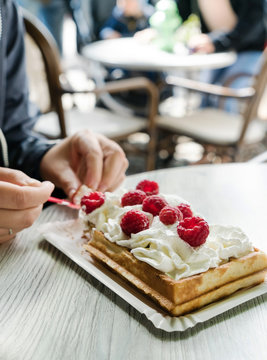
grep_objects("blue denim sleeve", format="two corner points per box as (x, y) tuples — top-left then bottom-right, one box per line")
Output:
(3, 1), (54, 180)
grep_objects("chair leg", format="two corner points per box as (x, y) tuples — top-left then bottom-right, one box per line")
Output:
(55, 99), (67, 138)
(146, 129), (157, 171)
(231, 146), (240, 162)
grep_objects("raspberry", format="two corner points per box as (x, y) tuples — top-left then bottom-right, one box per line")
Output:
(177, 216), (209, 247)
(142, 195), (168, 216)
(136, 179), (159, 196)
(121, 190), (146, 207)
(177, 203), (193, 219)
(159, 206), (183, 225)
(120, 210), (150, 236)
(81, 192), (105, 214)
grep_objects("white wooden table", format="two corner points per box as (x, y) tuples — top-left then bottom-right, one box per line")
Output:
(0, 163), (267, 360)
(82, 37), (237, 72)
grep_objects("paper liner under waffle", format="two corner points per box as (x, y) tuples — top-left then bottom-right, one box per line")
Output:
(84, 229), (267, 316)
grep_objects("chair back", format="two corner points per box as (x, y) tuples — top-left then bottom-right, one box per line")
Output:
(23, 9), (67, 137)
(239, 48), (267, 145)
(24, 33), (51, 114)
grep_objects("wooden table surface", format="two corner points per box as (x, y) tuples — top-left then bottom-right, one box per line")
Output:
(0, 163), (266, 360)
(82, 38), (237, 72)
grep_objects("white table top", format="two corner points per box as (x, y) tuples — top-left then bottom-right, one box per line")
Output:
(0, 163), (266, 360)
(82, 37), (237, 72)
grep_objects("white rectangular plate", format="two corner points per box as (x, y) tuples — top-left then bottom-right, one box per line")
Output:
(40, 219), (267, 332)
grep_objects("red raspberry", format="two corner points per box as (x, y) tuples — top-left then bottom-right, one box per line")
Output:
(142, 195), (168, 216)
(81, 192), (105, 214)
(159, 206), (183, 225)
(136, 179), (159, 196)
(177, 216), (209, 247)
(177, 203), (193, 219)
(120, 210), (150, 236)
(121, 190), (146, 207)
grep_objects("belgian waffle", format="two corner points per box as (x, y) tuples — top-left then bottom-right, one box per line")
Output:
(84, 229), (267, 316)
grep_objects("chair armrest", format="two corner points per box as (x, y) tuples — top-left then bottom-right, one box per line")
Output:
(61, 76), (159, 171)
(222, 72), (252, 87)
(166, 75), (255, 99)
(61, 77), (157, 96)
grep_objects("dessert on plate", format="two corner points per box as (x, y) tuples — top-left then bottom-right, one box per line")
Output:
(77, 180), (267, 316)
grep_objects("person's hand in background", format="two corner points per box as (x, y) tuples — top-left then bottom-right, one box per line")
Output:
(134, 28), (157, 44)
(40, 130), (129, 200)
(0, 168), (54, 243)
(188, 33), (215, 54)
(105, 30), (122, 39)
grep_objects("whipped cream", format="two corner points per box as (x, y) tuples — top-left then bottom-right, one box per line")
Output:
(80, 190), (253, 280)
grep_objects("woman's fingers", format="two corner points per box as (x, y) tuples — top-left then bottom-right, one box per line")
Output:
(95, 134), (128, 192)
(0, 228), (18, 243)
(105, 173), (126, 192)
(0, 167), (42, 186)
(73, 131), (104, 191)
(0, 181), (54, 210)
(70, 131), (127, 193)
(39, 130), (128, 198)
(39, 131), (104, 198)
(98, 151), (127, 192)
(0, 168), (55, 244)
(0, 205), (43, 229)
(0, 205), (43, 244)
(0, 233), (17, 244)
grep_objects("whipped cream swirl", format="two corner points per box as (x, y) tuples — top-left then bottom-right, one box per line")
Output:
(80, 191), (253, 280)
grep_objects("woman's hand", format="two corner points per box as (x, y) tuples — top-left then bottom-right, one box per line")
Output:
(188, 33), (215, 54)
(40, 130), (129, 199)
(0, 168), (54, 243)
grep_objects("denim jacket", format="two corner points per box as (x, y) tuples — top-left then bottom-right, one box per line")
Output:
(0, 0), (53, 179)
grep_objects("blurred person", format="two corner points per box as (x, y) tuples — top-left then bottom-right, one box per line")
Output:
(89, 0), (117, 41)
(0, 0), (128, 243)
(18, 0), (91, 53)
(97, 0), (159, 112)
(99, 0), (154, 40)
(176, 0), (266, 113)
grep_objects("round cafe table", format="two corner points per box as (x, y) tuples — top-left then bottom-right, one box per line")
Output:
(0, 163), (266, 360)
(82, 37), (237, 72)
(82, 37), (237, 115)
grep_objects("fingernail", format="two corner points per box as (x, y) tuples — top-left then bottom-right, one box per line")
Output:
(89, 182), (98, 191)
(68, 188), (77, 200)
(98, 183), (107, 192)
(42, 181), (55, 188)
